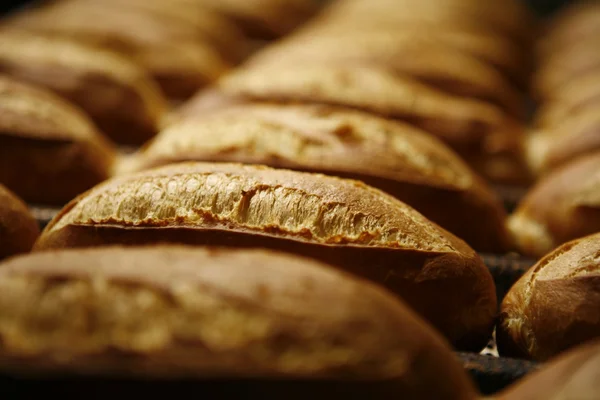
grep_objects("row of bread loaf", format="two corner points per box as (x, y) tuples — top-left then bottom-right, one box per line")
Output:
(0, 0), (319, 145)
(1, 189), (600, 399)
(180, 0), (535, 185)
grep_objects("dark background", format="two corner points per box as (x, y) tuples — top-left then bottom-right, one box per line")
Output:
(0, 0), (584, 17)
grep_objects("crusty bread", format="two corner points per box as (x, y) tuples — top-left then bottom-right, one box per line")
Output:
(0, 76), (115, 205)
(0, 184), (39, 261)
(495, 339), (600, 400)
(52, 0), (246, 60)
(498, 233), (600, 361)
(536, 1), (600, 59)
(245, 35), (524, 118)
(533, 42), (600, 100)
(508, 153), (600, 258)
(4, 3), (232, 100)
(0, 31), (166, 145)
(191, 0), (319, 39)
(527, 108), (600, 176)
(219, 63), (520, 149)
(291, 27), (527, 89)
(534, 71), (600, 129)
(126, 103), (510, 252)
(35, 162), (497, 350)
(313, 0), (533, 46)
(0, 245), (477, 399)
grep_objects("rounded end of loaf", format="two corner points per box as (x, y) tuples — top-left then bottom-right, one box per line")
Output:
(0, 184), (40, 261)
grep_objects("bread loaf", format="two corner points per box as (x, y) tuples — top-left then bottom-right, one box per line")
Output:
(527, 108), (600, 176)
(4, 3), (232, 99)
(0, 31), (166, 145)
(245, 35), (524, 118)
(0, 185), (39, 261)
(0, 245), (477, 399)
(219, 63), (520, 150)
(508, 153), (600, 258)
(35, 162), (497, 350)
(498, 233), (600, 361)
(495, 339), (600, 400)
(192, 0), (319, 39)
(125, 103), (510, 252)
(0, 76), (115, 205)
(534, 71), (600, 129)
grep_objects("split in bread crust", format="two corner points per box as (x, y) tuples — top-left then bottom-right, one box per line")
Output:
(498, 233), (600, 361)
(35, 162), (497, 350)
(126, 103), (510, 251)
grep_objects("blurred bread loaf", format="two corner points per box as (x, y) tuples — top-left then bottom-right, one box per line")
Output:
(509, 153), (600, 258)
(3, 0), (236, 99)
(495, 339), (600, 400)
(498, 233), (600, 361)
(0, 185), (39, 261)
(35, 162), (497, 350)
(125, 103), (510, 252)
(0, 76), (115, 205)
(0, 246), (478, 400)
(0, 31), (166, 145)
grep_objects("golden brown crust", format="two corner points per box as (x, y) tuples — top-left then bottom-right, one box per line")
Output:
(496, 339), (600, 400)
(219, 63), (518, 148)
(0, 246), (477, 399)
(35, 162), (497, 350)
(498, 234), (600, 361)
(126, 103), (509, 251)
(509, 153), (600, 258)
(191, 0), (319, 39)
(5, 4), (232, 100)
(0, 185), (39, 261)
(246, 35), (525, 118)
(537, 1), (600, 59)
(0, 76), (116, 205)
(527, 108), (600, 175)
(534, 71), (600, 129)
(0, 31), (166, 145)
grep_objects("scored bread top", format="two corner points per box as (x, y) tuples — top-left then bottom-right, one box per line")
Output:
(219, 63), (509, 144)
(0, 76), (104, 142)
(0, 245), (473, 387)
(45, 162), (460, 253)
(528, 233), (600, 283)
(130, 103), (474, 190)
(0, 31), (166, 120)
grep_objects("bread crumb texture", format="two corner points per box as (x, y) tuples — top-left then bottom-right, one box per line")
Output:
(0, 247), (416, 378)
(48, 162), (457, 252)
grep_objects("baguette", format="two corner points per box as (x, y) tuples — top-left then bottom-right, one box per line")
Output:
(245, 35), (524, 118)
(0, 76), (115, 205)
(126, 103), (510, 252)
(4, 4), (232, 100)
(0, 31), (166, 145)
(0, 245), (477, 399)
(495, 339), (600, 400)
(509, 153), (600, 258)
(218, 63), (520, 150)
(35, 162), (497, 350)
(527, 108), (600, 176)
(497, 233), (600, 361)
(0, 184), (39, 261)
